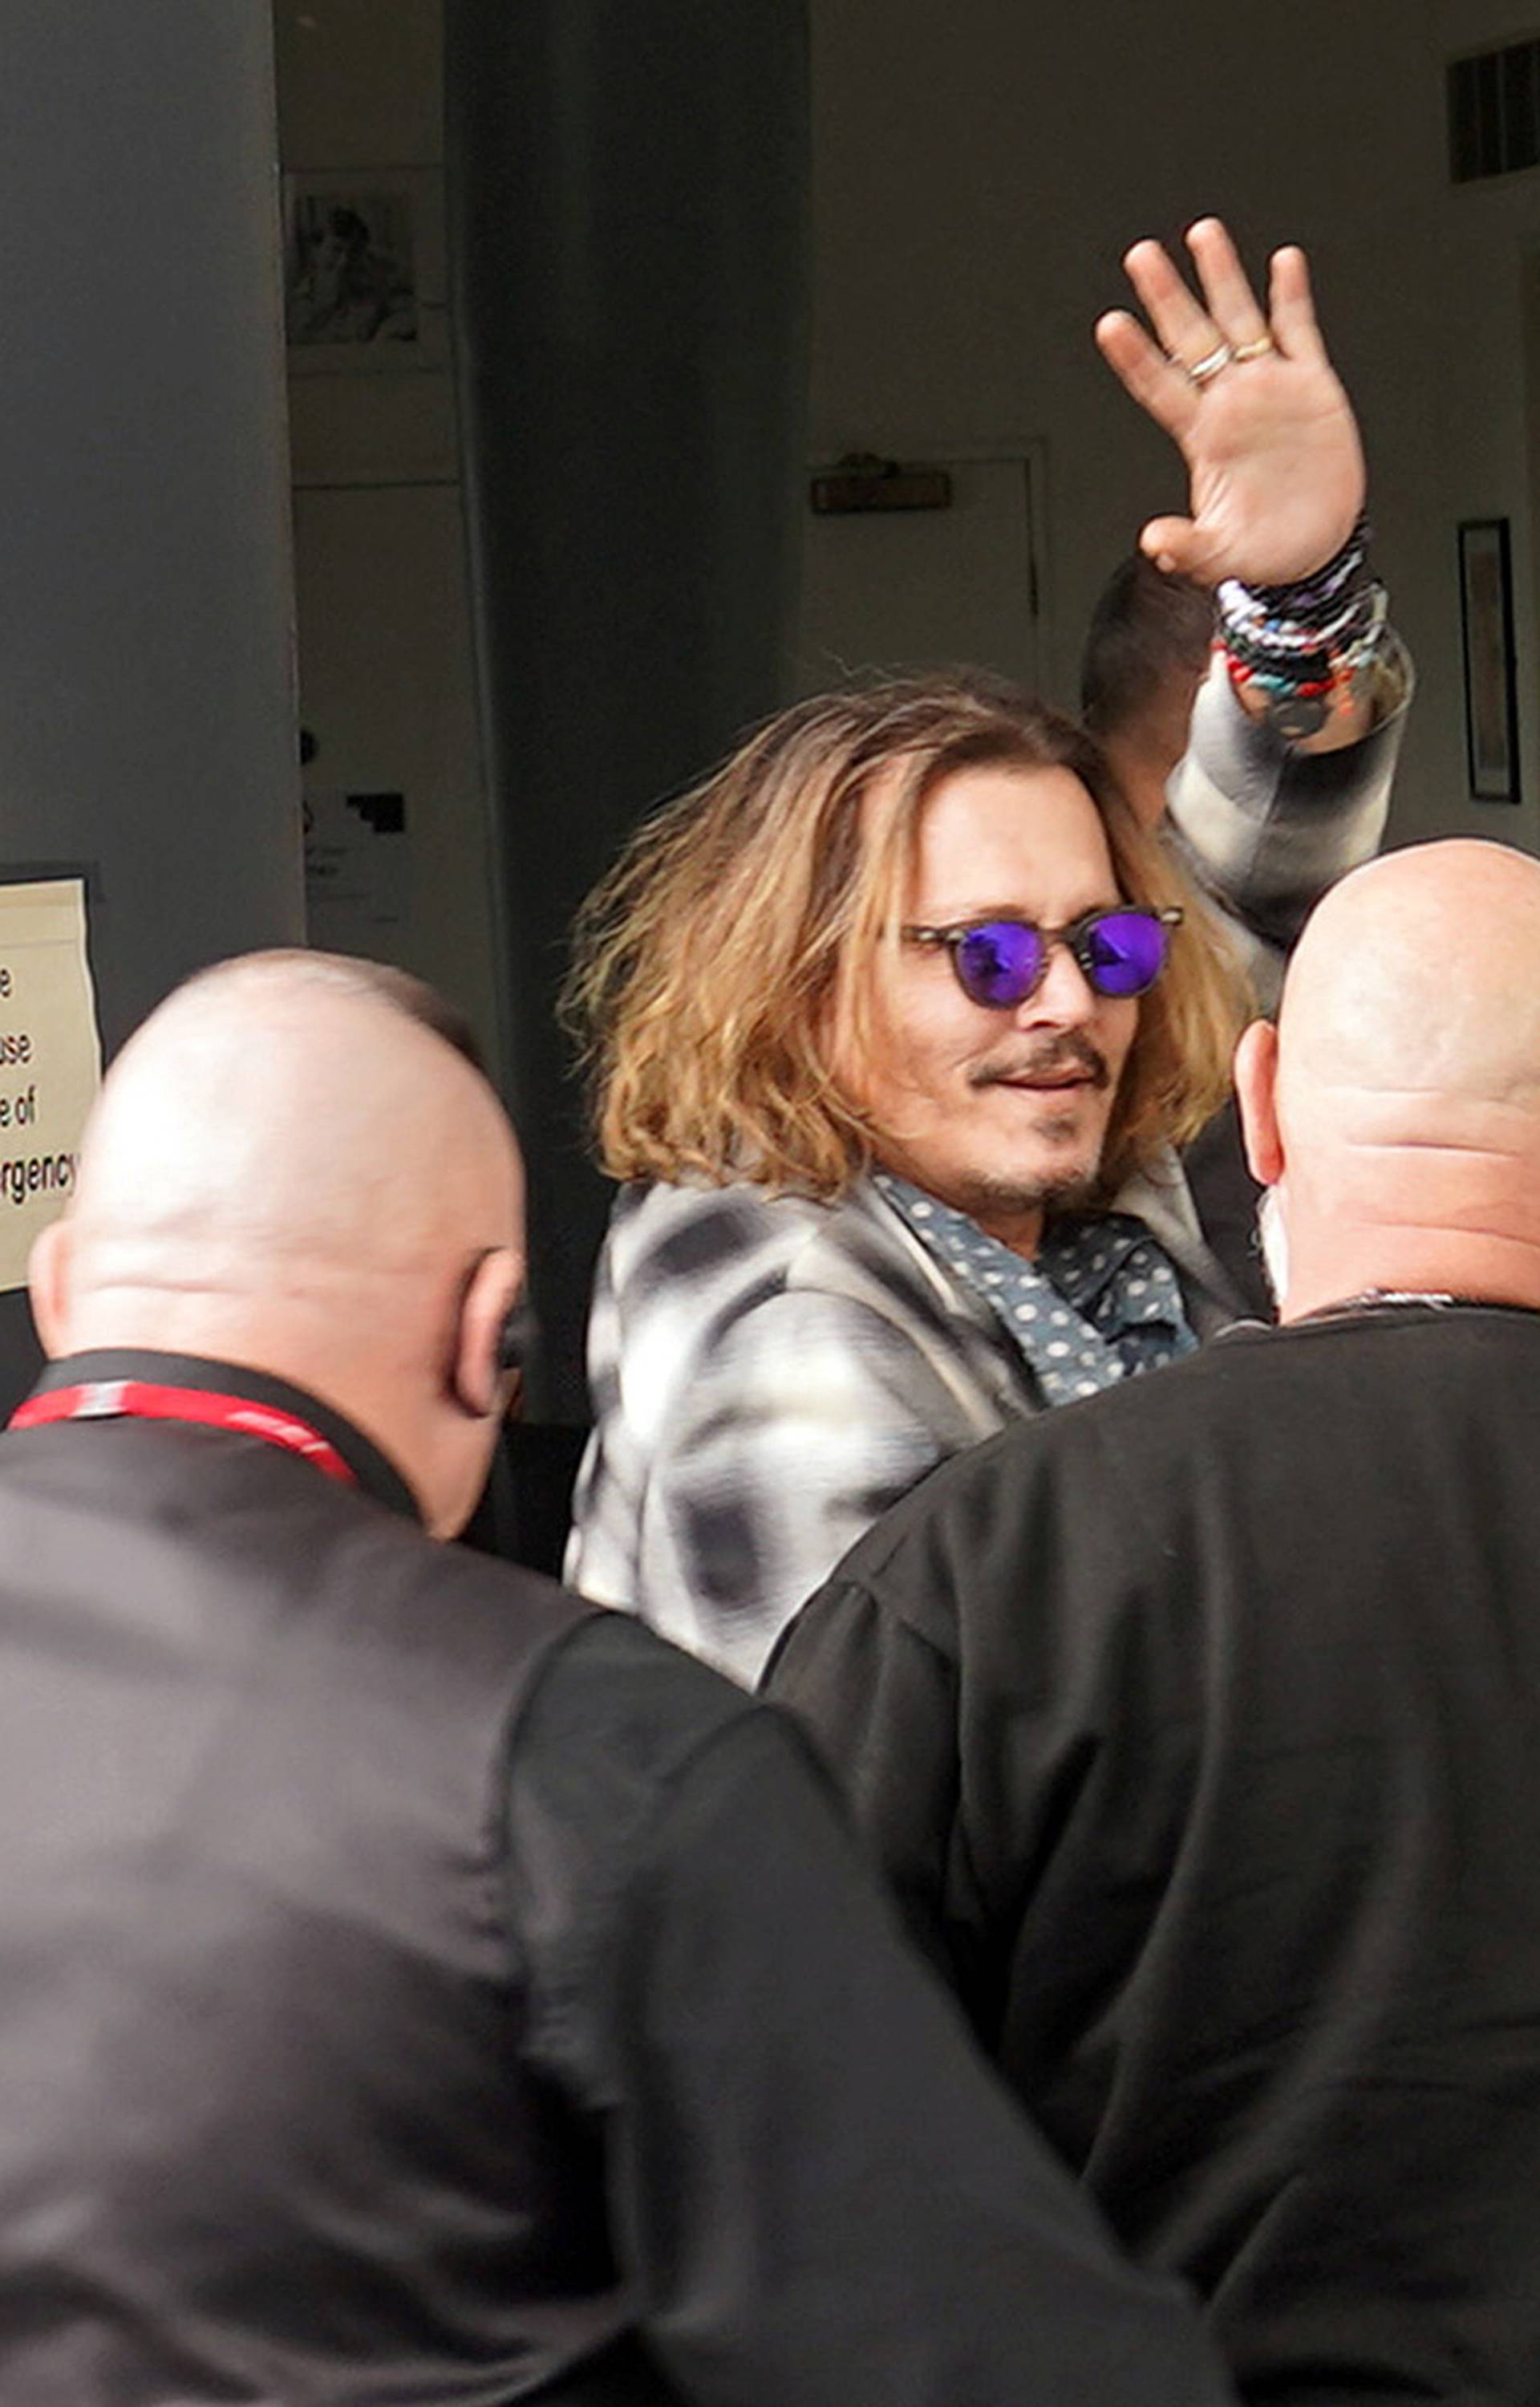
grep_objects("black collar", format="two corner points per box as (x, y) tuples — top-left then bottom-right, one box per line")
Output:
(27, 1350), (421, 1523)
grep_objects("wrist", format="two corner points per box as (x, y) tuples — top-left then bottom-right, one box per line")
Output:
(1218, 512), (1384, 741)
(1229, 510), (1371, 616)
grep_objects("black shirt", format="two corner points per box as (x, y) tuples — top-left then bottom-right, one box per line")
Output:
(770, 1305), (1540, 2403)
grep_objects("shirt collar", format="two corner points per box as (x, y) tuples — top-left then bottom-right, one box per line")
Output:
(873, 1173), (1195, 1404)
(26, 1350), (421, 1522)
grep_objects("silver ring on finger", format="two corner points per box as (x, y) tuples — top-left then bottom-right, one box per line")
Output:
(1183, 341), (1234, 386)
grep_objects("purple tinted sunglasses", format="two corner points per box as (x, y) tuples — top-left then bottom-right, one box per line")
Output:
(902, 905), (1181, 1009)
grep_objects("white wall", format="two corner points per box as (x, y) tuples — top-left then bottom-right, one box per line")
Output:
(809, 0), (1540, 848)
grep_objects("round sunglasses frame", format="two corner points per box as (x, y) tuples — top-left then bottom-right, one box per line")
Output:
(902, 904), (1182, 1009)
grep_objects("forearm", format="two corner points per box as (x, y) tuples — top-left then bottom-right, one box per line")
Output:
(1167, 628), (1411, 984)
(1231, 668), (1372, 752)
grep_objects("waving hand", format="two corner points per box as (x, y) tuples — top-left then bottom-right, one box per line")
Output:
(1096, 218), (1364, 587)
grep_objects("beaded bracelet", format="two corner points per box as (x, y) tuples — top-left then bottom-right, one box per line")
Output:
(1215, 513), (1385, 739)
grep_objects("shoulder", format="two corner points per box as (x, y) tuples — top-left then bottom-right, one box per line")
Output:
(769, 1337), (1259, 1727)
(508, 1606), (821, 1878)
(837, 1320), (1275, 1603)
(297, 1488), (603, 1706)
(600, 1175), (967, 1330)
(905, 1300), (1540, 1540)
(518, 1605), (765, 1760)
(601, 1179), (829, 1301)
(359, 1535), (821, 1846)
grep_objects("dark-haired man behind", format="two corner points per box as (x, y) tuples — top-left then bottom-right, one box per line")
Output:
(0, 948), (1232, 2407)
(1082, 552), (1273, 1310)
(1081, 551), (1215, 833)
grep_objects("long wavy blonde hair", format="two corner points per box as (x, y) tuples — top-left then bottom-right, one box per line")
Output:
(565, 672), (1246, 1202)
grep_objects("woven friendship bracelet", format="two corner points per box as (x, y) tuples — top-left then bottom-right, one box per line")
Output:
(1220, 586), (1384, 674)
(1220, 584), (1388, 696)
(1215, 509), (1385, 734)
(1229, 510), (1372, 622)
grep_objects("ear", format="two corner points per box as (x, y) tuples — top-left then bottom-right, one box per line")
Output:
(1233, 1018), (1283, 1187)
(449, 1246), (525, 1420)
(27, 1217), (73, 1358)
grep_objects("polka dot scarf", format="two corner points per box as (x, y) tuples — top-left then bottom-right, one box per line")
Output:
(874, 1173), (1197, 1405)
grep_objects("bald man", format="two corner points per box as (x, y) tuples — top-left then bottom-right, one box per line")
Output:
(769, 838), (1540, 2402)
(0, 951), (1234, 2407)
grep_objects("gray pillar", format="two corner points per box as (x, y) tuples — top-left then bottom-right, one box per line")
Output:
(447, 1), (810, 1419)
(0, 2), (302, 1402)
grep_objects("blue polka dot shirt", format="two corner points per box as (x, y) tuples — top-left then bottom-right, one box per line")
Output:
(874, 1173), (1197, 1406)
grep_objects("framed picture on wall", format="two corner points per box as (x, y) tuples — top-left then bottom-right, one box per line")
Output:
(282, 169), (448, 375)
(1458, 518), (1521, 802)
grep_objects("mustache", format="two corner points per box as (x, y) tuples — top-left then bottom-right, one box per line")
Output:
(968, 1033), (1111, 1092)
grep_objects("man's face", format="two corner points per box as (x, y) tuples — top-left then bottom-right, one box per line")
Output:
(839, 762), (1140, 1256)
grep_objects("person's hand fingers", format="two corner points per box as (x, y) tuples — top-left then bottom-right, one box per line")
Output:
(1268, 245), (1327, 364)
(1094, 309), (1198, 443)
(1138, 514), (1215, 582)
(1119, 237), (1226, 374)
(1185, 217), (1270, 349)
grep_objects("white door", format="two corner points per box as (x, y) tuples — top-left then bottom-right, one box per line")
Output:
(796, 451), (1043, 696)
(290, 483), (503, 1079)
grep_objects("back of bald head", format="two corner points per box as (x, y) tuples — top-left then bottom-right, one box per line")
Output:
(63, 951), (521, 1322)
(1276, 841), (1540, 1151)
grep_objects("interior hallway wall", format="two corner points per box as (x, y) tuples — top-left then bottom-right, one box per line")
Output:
(274, 0), (506, 1083)
(808, 0), (1539, 849)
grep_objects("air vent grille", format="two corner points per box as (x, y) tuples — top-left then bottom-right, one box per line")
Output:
(1449, 37), (1540, 182)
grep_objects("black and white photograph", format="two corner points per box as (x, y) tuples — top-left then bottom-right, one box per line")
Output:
(282, 173), (444, 371)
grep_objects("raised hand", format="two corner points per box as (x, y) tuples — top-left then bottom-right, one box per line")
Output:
(1096, 218), (1364, 588)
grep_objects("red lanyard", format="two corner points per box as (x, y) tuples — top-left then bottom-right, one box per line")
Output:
(9, 1380), (359, 1487)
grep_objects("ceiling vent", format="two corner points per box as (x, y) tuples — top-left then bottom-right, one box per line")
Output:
(1449, 36), (1540, 181)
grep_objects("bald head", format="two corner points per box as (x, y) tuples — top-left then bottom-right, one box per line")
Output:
(34, 953), (525, 1533)
(1237, 841), (1540, 1317)
(1279, 841), (1540, 1132)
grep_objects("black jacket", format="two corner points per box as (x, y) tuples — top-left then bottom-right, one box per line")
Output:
(0, 1350), (1230, 2407)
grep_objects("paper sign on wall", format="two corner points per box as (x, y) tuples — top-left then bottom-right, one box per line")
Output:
(0, 879), (101, 1292)
(302, 789), (409, 952)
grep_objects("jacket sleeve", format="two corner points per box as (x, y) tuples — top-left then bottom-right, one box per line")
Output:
(508, 1621), (1235, 2407)
(575, 1281), (996, 1688)
(1164, 635), (1412, 1011)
